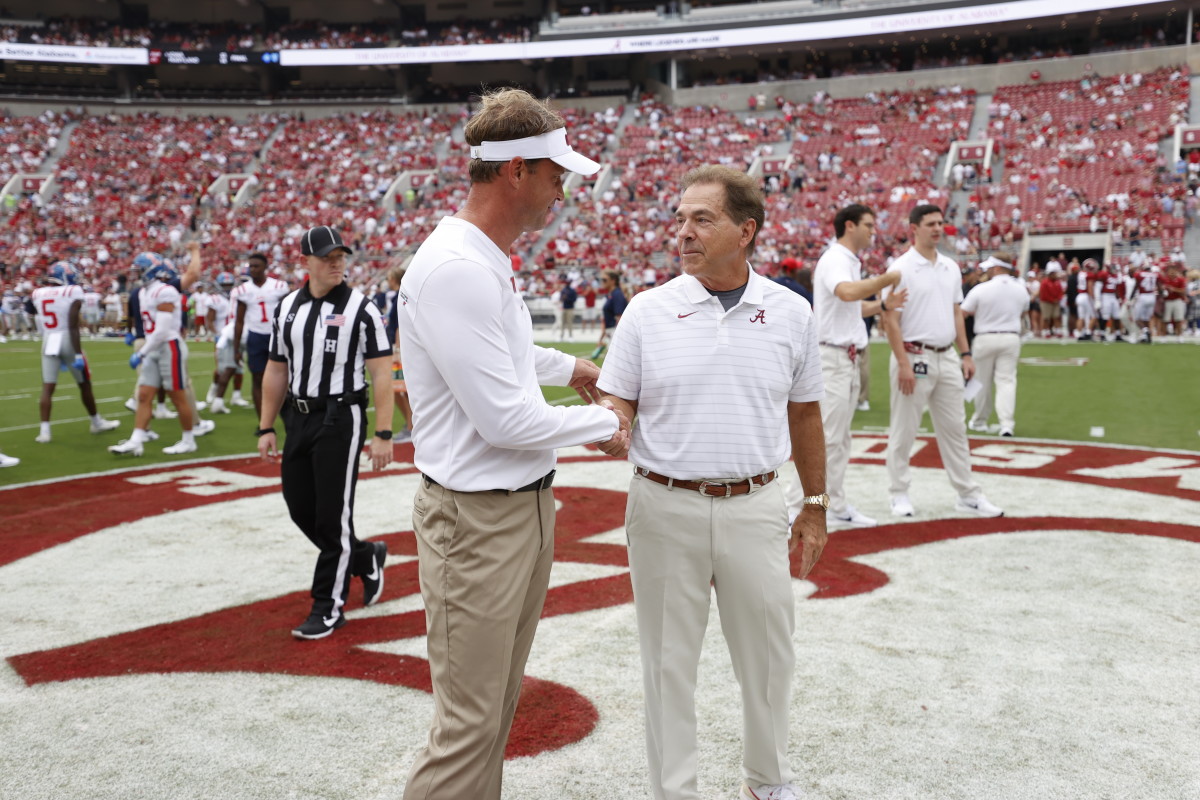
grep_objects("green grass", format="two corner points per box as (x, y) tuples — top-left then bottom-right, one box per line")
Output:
(1, 337), (1197, 487)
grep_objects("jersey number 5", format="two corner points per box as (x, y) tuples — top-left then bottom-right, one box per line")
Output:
(40, 299), (58, 329)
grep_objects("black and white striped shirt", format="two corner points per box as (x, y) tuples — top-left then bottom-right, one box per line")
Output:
(268, 281), (391, 398)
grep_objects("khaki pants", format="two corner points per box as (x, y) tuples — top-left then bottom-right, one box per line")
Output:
(404, 479), (555, 800)
(885, 349), (980, 499)
(627, 474), (795, 800)
(969, 333), (1020, 432)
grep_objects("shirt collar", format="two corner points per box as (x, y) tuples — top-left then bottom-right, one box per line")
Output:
(680, 261), (766, 307)
(829, 241), (861, 265)
(296, 280), (348, 305)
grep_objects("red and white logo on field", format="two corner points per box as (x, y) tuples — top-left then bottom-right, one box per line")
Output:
(2, 436), (1199, 783)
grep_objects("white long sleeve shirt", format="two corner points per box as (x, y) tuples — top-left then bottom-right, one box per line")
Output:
(400, 216), (618, 491)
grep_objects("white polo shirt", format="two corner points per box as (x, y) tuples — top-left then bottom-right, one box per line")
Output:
(400, 216), (618, 492)
(961, 273), (1028, 334)
(813, 241), (868, 348)
(598, 264), (824, 480)
(883, 247), (963, 347)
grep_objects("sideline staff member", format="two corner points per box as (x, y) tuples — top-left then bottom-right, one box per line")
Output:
(257, 226), (394, 640)
(599, 165), (827, 800)
(399, 88), (628, 800)
(881, 205), (1003, 519)
(962, 252), (1027, 437)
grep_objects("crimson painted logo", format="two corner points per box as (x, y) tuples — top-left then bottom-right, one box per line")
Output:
(3, 437), (1199, 798)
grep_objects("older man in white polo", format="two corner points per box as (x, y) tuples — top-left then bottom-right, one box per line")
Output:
(600, 164), (827, 800)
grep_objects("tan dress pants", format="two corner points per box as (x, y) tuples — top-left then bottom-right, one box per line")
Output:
(403, 478), (556, 800)
(626, 474), (795, 800)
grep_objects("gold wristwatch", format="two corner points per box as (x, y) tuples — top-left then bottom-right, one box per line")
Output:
(803, 493), (831, 510)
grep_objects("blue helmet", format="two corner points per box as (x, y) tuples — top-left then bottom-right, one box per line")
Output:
(134, 252), (178, 285)
(216, 271), (236, 289)
(47, 261), (81, 286)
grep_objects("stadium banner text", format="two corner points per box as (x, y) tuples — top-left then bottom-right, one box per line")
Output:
(0, 42), (148, 65)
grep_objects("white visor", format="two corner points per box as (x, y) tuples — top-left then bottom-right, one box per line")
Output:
(979, 256), (1016, 271)
(469, 127), (601, 176)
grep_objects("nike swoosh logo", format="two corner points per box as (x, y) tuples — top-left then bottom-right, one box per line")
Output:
(677, 311), (699, 318)
(365, 563), (380, 581)
(322, 615), (339, 627)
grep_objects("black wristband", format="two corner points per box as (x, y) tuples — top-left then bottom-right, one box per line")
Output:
(255, 427), (275, 437)
(961, 350), (972, 357)
(375, 430), (393, 441)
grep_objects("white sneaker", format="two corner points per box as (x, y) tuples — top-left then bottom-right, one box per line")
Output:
(195, 401), (208, 411)
(34, 432), (51, 443)
(90, 418), (120, 434)
(193, 418), (216, 436)
(144, 429), (160, 441)
(153, 405), (178, 419)
(395, 428), (412, 443)
(890, 493), (915, 517)
(124, 397), (138, 412)
(0, 452), (19, 467)
(163, 439), (198, 455)
(210, 398), (230, 414)
(740, 784), (798, 800)
(967, 419), (989, 433)
(229, 396), (251, 407)
(109, 438), (144, 456)
(830, 505), (877, 527)
(856, 400), (870, 412)
(955, 494), (1004, 517)
(999, 427), (1014, 437)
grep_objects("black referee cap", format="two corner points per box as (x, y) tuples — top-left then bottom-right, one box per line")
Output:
(301, 226), (353, 257)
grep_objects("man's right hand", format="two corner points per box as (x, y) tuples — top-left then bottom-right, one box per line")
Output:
(897, 362), (916, 395)
(257, 432), (278, 461)
(596, 400), (631, 459)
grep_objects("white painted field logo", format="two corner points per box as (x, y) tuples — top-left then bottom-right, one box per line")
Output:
(3, 437), (1199, 799)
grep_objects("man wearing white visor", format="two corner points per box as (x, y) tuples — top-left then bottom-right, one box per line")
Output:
(399, 88), (630, 800)
(961, 252), (1028, 437)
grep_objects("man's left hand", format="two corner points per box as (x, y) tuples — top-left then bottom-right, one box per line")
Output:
(569, 357), (603, 403)
(790, 508), (828, 579)
(960, 354), (976, 381)
(369, 437), (393, 471)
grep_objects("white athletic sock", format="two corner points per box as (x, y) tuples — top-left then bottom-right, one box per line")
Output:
(131, 428), (149, 443)
(39, 422), (51, 437)
(183, 431), (196, 445)
(205, 385), (216, 404)
(91, 414), (103, 424)
(232, 390), (244, 401)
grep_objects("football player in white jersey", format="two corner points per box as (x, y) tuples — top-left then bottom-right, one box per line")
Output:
(31, 262), (120, 443)
(204, 271), (245, 414)
(231, 252), (290, 417)
(81, 285), (103, 337)
(110, 255), (200, 456)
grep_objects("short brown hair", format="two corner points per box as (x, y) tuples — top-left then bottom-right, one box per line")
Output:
(680, 165), (765, 256)
(464, 88), (564, 184)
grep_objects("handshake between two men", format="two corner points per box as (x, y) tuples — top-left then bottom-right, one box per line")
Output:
(569, 357), (631, 459)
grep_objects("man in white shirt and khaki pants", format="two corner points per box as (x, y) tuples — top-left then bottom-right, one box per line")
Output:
(398, 89), (630, 800)
(801, 203), (907, 528)
(600, 165), (827, 800)
(881, 204), (1004, 519)
(962, 252), (1029, 437)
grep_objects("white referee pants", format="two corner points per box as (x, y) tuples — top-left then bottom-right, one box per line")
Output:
(969, 333), (1020, 432)
(818, 345), (859, 515)
(885, 349), (981, 499)
(626, 475), (795, 800)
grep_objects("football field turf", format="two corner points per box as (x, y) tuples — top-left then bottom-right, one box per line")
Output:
(0, 336), (1197, 486)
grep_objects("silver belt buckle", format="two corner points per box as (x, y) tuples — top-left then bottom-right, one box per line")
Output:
(698, 480), (731, 498)
(295, 398), (310, 414)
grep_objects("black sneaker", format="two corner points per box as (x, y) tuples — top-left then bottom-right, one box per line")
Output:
(291, 611), (346, 640)
(362, 541), (387, 607)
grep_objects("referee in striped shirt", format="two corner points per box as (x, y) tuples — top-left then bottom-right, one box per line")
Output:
(257, 226), (395, 640)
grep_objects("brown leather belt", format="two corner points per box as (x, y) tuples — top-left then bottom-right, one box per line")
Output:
(635, 467), (777, 497)
(904, 341), (953, 353)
